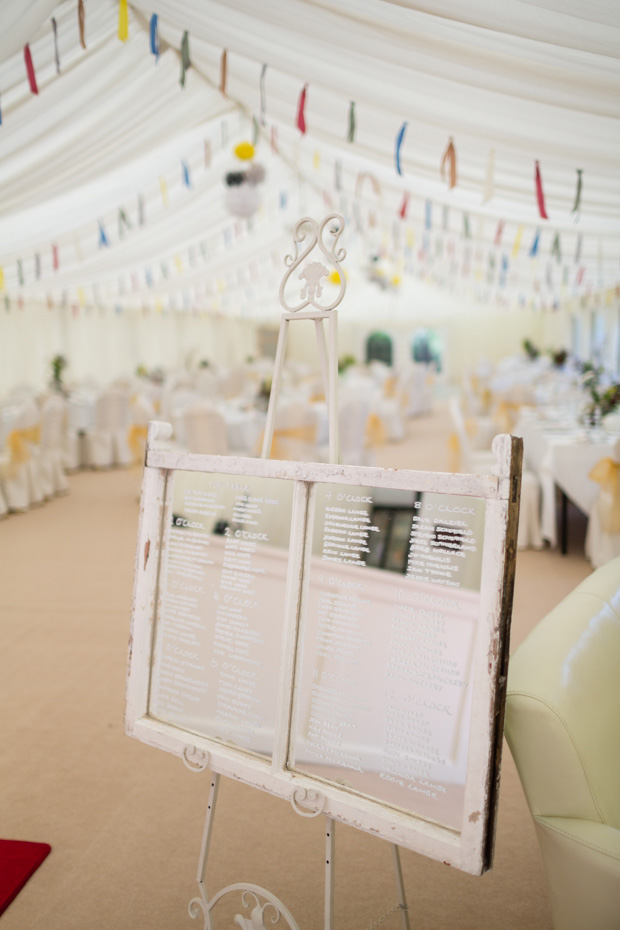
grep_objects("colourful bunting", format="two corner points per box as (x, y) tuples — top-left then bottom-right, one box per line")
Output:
(571, 169), (583, 218)
(259, 64), (267, 125)
(17, 260), (23, 285)
(118, 0), (128, 41)
(494, 220), (504, 247)
(575, 234), (582, 265)
(296, 84), (308, 134)
(24, 44), (38, 94)
(395, 121), (407, 176)
(534, 161), (548, 219)
(252, 115), (259, 146)
(118, 208), (131, 238)
(220, 50), (228, 96)
(78, 0), (86, 49)
(35, 253), (40, 279)
(399, 192), (410, 219)
(180, 31), (190, 87)
(347, 101), (356, 143)
(159, 178), (168, 206)
(138, 195), (144, 225)
(204, 140), (212, 167)
(529, 228), (540, 257)
(551, 232), (561, 263)
(463, 212), (471, 239)
(425, 200), (432, 231)
(52, 244), (59, 270)
(149, 14), (159, 60)
(271, 126), (278, 153)
(98, 221), (109, 247)
(440, 137), (457, 189)
(182, 161), (191, 187)
(483, 148), (495, 203)
(51, 18), (60, 73)
(512, 225), (523, 258)
(442, 205), (449, 232)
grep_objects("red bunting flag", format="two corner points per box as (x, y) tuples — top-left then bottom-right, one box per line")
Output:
(494, 220), (504, 247)
(535, 161), (548, 219)
(78, 0), (86, 49)
(219, 50), (227, 96)
(398, 191), (410, 219)
(296, 84), (308, 135)
(52, 244), (59, 270)
(24, 45), (38, 94)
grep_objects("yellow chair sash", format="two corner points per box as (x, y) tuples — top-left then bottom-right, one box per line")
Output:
(383, 376), (398, 398)
(365, 413), (387, 448)
(309, 392), (326, 403)
(589, 457), (620, 534)
(494, 399), (521, 433)
(268, 424), (317, 460)
(448, 432), (460, 472)
(128, 424), (148, 463)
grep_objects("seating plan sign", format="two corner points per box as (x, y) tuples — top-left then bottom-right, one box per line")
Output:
(126, 424), (521, 877)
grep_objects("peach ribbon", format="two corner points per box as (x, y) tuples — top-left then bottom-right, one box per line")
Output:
(128, 424), (148, 463)
(589, 457), (620, 533)
(264, 425), (317, 460)
(365, 413), (387, 448)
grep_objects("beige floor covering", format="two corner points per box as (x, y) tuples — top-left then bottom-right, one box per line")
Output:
(0, 405), (594, 929)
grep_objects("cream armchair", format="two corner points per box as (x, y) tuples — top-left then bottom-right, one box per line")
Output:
(505, 558), (620, 930)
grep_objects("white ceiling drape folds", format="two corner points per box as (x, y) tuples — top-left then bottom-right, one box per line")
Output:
(0, 0), (618, 318)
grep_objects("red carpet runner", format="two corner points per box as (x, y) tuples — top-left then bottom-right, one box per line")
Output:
(0, 839), (51, 916)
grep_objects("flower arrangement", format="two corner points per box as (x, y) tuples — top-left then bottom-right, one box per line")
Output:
(548, 348), (568, 368)
(224, 141), (266, 218)
(580, 362), (620, 423)
(338, 354), (357, 374)
(51, 354), (67, 393)
(522, 338), (539, 360)
(256, 376), (272, 410)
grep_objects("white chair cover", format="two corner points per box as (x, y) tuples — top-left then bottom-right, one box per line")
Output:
(39, 395), (69, 497)
(269, 400), (318, 462)
(0, 398), (44, 511)
(585, 438), (620, 568)
(85, 389), (132, 468)
(176, 401), (229, 455)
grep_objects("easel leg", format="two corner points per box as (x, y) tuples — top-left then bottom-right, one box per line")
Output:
(314, 318), (330, 400)
(325, 817), (335, 930)
(391, 844), (410, 930)
(262, 316), (289, 459)
(189, 773), (221, 929)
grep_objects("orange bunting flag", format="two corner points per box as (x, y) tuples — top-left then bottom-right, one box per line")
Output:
(219, 49), (228, 96)
(78, 0), (86, 49)
(440, 137), (457, 189)
(118, 0), (128, 41)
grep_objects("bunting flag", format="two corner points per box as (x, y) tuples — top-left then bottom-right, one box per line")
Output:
(512, 225), (523, 258)
(398, 191), (410, 219)
(499, 255), (508, 287)
(17, 260), (23, 285)
(575, 233), (582, 265)
(24, 44), (38, 94)
(571, 169), (583, 218)
(182, 160), (191, 187)
(534, 161), (549, 219)
(149, 14), (159, 60)
(35, 253), (40, 279)
(52, 243), (59, 270)
(118, 0), (128, 41)
(159, 177), (168, 206)
(78, 0), (86, 49)
(483, 148), (495, 203)
(221, 119), (228, 146)
(576, 266), (585, 285)
(394, 121), (407, 176)
(220, 49), (228, 96)
(251, 115), (259, 146)
(440, 137), (457, 189)
(204, 140), (212, 167)
(529, 228), (540, 257)
(137, 194), (144, 225)
(296, 84), (308, 134)
(463, 212), (471, 239)
(180, 31), (190, 86)
(259, 63), (267, 125)
(551, 232), (561, 263)
(425, 200), (432, 231)
(334, 159), (342, 192)
(98, 221), (109, 247)
(118, 208), (131, 238)
(442, 205), (449, 232)
(271, 125), (278, 153)
(145, 267), (153, 287)
(160, 260), (169, 278)
(279, 190), (287, 210)
(347, 101), (356, 143)
(51, 18), (60, 73)
(494, 220), (504, 247)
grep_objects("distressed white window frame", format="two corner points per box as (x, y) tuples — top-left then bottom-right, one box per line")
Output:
(125, 424), (521, 876)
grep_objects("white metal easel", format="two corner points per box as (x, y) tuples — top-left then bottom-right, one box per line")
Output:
(187, 215), (410, 930)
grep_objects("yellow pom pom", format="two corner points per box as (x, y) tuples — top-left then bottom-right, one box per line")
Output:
(328, 269), (347, 285)
(234, 141), (255, 161)
(391, 275), (401, 287)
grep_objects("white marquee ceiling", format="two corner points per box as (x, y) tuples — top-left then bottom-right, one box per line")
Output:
(0, 0), (619, 317)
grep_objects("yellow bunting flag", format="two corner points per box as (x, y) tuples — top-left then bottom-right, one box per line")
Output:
(512, 225), (523, 258)
(313, 150), (320, 171)
(159, 178), (168, 207)
(174, 255), (183, 274)
(118, 0), (128, 41)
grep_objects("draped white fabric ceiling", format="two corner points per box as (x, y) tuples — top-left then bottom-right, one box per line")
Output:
(0, 0), (619, 318)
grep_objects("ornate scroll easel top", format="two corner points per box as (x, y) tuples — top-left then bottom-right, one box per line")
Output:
(279, 214), (346, 314)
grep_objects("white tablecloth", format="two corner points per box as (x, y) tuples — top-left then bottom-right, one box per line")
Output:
(516, 416), (617, 546)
